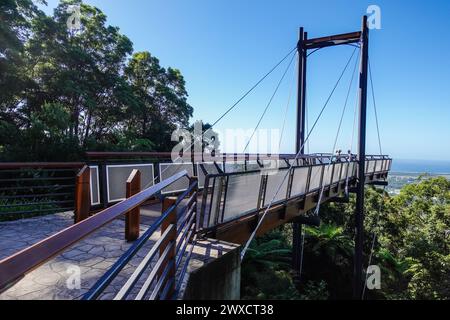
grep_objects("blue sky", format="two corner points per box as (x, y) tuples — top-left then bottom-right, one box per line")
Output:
(40, 0), (450, 160)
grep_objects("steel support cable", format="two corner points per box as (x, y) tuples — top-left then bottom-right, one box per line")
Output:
(361, 185), (386, 300)
(243, 51), (297, 153)
(332, 50), (360, 158)
(299, 48), (360, 282)
(307, 47), (322, 57)
(362, 58), (384, 299)
(298, 225), (306, 282)
(314, 47), (360, 215)
(210, 47), (297, 129)
(349, 86), (359, 152)
(305, 95), (310, 153)
(302, 45), (347, 153)
(368, 58), (383, 155)
(346, 54), (362, 195)
(241, 47), (358, 260)
(343, 53), (361, 195)
(143, 46), (297, 188)
(278, 56), (298, 150)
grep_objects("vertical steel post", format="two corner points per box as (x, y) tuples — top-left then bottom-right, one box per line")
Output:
(100, 162), (108, 208)
(354, 15), (369, 299)
(293, 28), (307, 273)
(295, 28), (307, 154)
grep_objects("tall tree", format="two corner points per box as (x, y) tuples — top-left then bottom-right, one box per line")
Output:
(0, 0), (43, 124)
(125, 51), (193, 151)
(0, 0), (194, 160)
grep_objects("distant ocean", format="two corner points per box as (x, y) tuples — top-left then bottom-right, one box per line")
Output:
(391, 159), (450, 174)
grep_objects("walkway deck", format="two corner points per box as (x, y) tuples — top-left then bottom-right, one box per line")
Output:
(0, 207), (161, 300)
(0, 156), (391, 300)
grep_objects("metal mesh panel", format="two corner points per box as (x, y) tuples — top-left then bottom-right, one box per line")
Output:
(352, 162), (358, 177)
(347, 162), (354, 178)
(224, 162), (246, 173)
(385, 159), (390, 171)
(197, 163), (222, 189)
(106, 164), (154, 202)
(223, 172), (262, 222)
(367, 160), (376, 174)
(246, 161), (262, 171)
(381, 159), (387, 171)
(375, 160), (383, 172)
(322, 164), (333, 187)
(89, 166), (100, 205)
(263, 169), (290, 206)
(261, 159), (289, 170)
(332, 163), (342, 184)
(208, 177), (224, 227)
(340, 162), (349, 181)
(290, 166), (309, 197)
(309, 165), (323, 191)
(159, 163), (193, 194)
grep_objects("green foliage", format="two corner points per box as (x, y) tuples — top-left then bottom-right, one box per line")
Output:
(0, 0), (193, 161)
(241, 226), (301, 300)
(242, 177), (450, 300)
(0, 197), (58, 222)
(382, 176), (450, 299)
(298, 280), (329, 300)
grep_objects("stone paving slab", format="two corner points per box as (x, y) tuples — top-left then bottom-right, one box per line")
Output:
(0, 209), (161, 300)
(0, 212), (75, 261)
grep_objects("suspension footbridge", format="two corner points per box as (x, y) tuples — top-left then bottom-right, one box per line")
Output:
(0, 16), (390, 300)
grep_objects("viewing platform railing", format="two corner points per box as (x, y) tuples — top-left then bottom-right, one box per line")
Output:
(0, 153), (391, 299)
(199, 155), (391, 229)
(0, 170), (198, 300)
(0, 162), (84, 219)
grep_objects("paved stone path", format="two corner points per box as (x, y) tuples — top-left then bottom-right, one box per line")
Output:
(0, 210), (160, 300)
(0, 212), (74, 261)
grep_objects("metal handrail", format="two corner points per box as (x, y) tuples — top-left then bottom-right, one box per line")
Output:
(0, 162), (85, 169)
(0, 164), (84, 218)
(0, 170), (189, 291)
(199, 157), (391, 229)
(84, 180), (198, 300)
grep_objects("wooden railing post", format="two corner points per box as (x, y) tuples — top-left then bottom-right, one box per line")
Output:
(74, 165), (91, 223)
(160, 197), (177, 298)
(125, 169), (141, 241)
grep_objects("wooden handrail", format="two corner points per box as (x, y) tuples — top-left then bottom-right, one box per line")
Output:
(74, 165), (91, 223)
(0, 162), (85, 169)
(125, 169), (141, 241)
(0, 169), (189, 291)
(86, 152), (389, 162)
(86, 152), (173, 159)
(86, 151), (300, 161)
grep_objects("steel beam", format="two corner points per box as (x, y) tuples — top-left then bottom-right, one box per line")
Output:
(304, 31), (361, 49)
(354, 16), (369, 299)
(293, 28), (308, 273)
(295, 27), (306, 154)
(366, 180), (388, 186)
